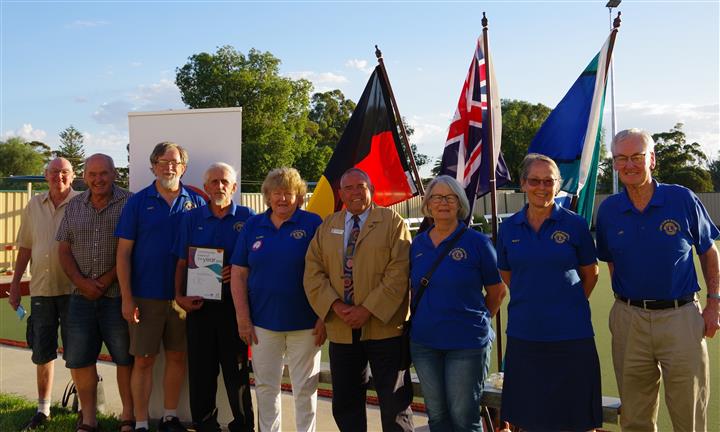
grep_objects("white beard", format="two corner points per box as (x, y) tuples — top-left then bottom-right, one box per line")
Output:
(158, 176), (180, 190)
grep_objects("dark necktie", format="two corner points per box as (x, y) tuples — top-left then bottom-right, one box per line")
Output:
(343, 215), (360, 304)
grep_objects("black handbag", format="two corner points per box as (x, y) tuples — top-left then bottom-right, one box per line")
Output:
(399, 226), (468, 369)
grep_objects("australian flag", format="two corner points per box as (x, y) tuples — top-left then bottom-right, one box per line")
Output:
(438, 36), (510, 220)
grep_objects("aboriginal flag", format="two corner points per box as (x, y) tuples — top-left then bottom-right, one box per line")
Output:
(306, 67), (418, 219)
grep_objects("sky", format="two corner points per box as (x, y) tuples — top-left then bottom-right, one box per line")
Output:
(1, 1), (718, 178)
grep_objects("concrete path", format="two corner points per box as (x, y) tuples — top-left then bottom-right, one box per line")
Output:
(0, 344), (428, 431)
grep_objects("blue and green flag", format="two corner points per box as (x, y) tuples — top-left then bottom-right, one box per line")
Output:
(528, 32), (617, 225)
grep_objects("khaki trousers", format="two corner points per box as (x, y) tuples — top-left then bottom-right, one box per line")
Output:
(609, 299), (709, 432)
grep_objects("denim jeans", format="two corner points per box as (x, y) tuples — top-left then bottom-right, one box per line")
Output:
(410, 341), (491, 432)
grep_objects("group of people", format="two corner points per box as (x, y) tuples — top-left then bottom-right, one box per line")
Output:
(6, 128), (719, 432)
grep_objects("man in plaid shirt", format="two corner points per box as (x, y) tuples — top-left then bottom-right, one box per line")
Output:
(57, 153), (134, 432)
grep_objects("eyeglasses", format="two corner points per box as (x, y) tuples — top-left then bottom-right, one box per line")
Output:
(429, 194), (459, 204)
(154, 159), (184, 167)
(613, 153), (646, 167)
(525, 178), (557, 187)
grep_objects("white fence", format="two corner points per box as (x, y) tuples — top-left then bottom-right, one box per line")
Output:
(3, 189), (720, 270)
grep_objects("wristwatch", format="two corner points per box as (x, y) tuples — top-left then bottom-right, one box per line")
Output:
(708, 293), (720, 300)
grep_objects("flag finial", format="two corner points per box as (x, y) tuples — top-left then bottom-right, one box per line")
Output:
(482, 11), (488, 29)
(375, 45), (382, 61)
(613, 11), (622, 29)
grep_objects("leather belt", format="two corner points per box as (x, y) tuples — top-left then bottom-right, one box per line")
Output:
(615, 294), (695, 310)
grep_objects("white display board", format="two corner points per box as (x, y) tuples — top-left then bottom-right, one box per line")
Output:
(128, 107), (242, 193)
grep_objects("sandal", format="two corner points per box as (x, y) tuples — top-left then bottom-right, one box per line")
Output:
(77, 424), (99, 432)
(119, 419), (135, 432)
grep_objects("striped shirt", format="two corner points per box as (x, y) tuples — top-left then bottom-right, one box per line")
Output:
(56, 185), (132, 298)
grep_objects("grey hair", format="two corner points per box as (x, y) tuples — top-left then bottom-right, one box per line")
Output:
(421, 175), (471, 220)
(340, 168), (373, 188)
(611, 128), (655, 154)
(44, 157), (73, 173)
(203, 162), (237, 184)
(520, 153), (562, 194)
(84, 153), (116, 170)
(149, 141), (189, 166)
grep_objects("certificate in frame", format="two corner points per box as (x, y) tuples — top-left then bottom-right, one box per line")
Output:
(186, 246), (224, 301)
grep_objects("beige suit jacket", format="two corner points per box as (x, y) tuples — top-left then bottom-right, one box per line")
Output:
(304, 206), (411, 343)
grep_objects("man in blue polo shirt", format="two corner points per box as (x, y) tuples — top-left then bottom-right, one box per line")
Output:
(116, 142), (206, 432)
(173, 162), (254, 432)
(596, 129), (720, 432)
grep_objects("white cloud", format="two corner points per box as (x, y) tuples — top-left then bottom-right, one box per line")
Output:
(83, 131), (129, 167)
(345, 59), (372, 74)
(611, 101), (719, 159)
(74, 96), (88, 103)
(2, 124), (48, 142)
(130, 61), (143, 68)
(617, 101), (718, 121)
(67, 20), (109, 28)
(285, 71), (349, 93)
(92, 79), (184, 130)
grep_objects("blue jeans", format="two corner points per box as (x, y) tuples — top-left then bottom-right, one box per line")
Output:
(64, 295), (132, 368)
(410, 341), (491, 432)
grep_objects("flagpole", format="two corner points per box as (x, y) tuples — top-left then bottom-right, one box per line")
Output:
(375, 46), (425, 195)
(481, 12), (504, 373)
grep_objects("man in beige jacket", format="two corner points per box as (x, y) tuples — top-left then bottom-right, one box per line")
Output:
(304, 168), (413, 432)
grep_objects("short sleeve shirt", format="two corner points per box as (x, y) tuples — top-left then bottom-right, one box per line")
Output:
(496, 204), (597, 342)
(115, 182), (206, 300)
(56, 186), (132, 298)
(409, 223), (502, 349)
(596, 181), (720, 300)
(230, 208), (322, 332)
(172, 202), (255, 300)
(16, 190), (80, 297)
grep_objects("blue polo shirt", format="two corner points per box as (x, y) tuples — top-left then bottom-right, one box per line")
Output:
(172, 202), (255, 298)
(596, 181), (719, 300)
(409, 223), (502, 350)
(496, 204), (597, 342)
(230, 208), (322, 332)
(115, 182), (206, 300)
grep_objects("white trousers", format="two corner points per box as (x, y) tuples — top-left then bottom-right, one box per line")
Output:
(251, 326), (321, 432)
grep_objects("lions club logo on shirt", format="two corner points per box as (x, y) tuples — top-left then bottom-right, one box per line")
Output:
(184, 201), (196, 211)
(290, 229), (307, 239)
(252, 240), (263, 251)
(660, 219), (680, 236)
(449, 247), (467, 261)
(551, 230), (570, 244)
(233, 221), (245, 232)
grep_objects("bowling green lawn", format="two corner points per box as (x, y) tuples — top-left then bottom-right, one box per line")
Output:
(1, 247), (718, 431)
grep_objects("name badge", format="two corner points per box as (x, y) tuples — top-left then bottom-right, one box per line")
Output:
(331, 228), (344, 235)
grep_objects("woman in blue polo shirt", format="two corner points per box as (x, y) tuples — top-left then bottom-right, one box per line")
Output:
(230, 167), (324, 432)
(410, 175), (507, 432)
(496, 153), (602, 431)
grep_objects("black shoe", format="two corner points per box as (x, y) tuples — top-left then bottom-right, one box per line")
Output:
(159, 416), (187, 432)
(21, 412), (49, 430)
(135, 428), (148, 432)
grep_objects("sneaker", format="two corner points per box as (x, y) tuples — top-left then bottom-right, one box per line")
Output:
(21, 412), (49, 430)
(159, 416), (188, 432)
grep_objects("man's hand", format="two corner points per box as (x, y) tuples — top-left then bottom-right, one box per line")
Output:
(7, 281), (21, 311)
(221, 265), (231, 284)
(237, 318), (258, 346)
(312, 318), (327, 346)
(78, 277), (105, 301)
(331, 300), (352, 325)
(121, 297), (139, 324)
(175, 295), (204, 313)
(702, 299), (720, 338)
(340, 305), (372, 329)
(96, 273), (115, 293)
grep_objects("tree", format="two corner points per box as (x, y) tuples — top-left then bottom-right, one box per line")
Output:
(309, 90), (356, 151)
(500, 99), (552, 186)
(176, 46), (314, 189)
(56, 125), (86, 174)
(708, 152), (720, 192)
(652, 123), (713, 192)
(0, 137), (46, 177)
